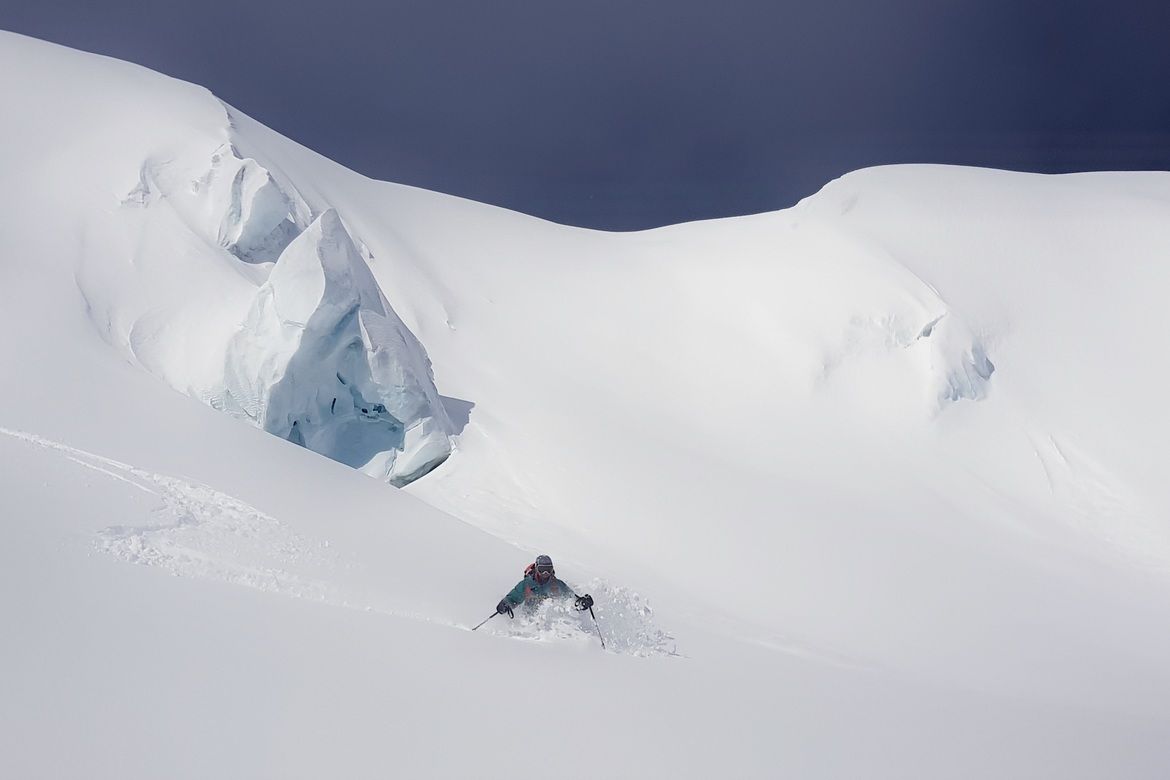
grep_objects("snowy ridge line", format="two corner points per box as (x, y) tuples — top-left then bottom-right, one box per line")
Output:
(0, 426), (453, 630)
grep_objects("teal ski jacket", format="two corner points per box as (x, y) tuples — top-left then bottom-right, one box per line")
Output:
(502, 573), (578, 608)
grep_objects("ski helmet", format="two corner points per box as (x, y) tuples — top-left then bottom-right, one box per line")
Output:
(534, 554), (555, 581)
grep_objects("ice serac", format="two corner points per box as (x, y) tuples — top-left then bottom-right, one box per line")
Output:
(208, 146), (304, 263)
(216, 208), (453, 486)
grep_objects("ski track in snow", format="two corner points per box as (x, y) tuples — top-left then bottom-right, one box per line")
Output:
(0, 427), (675, 654)
(0, 426), (344, 602)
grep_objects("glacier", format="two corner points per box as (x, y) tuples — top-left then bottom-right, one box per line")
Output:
(3, 29), (1170, 779)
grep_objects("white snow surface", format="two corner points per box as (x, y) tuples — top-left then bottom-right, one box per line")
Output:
(2, 30), (1170, 778)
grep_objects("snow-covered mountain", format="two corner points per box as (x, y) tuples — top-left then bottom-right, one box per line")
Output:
(2, 30), (1170, 778)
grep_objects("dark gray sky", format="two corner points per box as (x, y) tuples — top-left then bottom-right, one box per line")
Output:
(5, 1), (1169, 229)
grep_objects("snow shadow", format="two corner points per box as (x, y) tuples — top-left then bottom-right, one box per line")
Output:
(440, 395), (475, 435)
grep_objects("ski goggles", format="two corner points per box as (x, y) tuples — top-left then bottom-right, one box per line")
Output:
(534, 565), (554, 579)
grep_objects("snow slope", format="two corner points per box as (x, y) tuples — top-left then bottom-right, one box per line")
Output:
(2, 29), (1170, 777)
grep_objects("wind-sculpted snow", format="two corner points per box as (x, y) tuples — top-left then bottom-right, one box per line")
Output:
(488, 582), (678, 656)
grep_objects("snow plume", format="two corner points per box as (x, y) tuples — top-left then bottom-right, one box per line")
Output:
(216, 208), (453, 485)
(489, 582), (678, 656)
(105, 139), (453, 485)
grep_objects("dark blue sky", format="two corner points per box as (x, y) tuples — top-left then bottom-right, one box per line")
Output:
(5, 1), (1169, 229)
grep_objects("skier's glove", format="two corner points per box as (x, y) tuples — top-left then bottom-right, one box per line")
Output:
(496, 599), (514, 618)
(574, 594), (594, 611)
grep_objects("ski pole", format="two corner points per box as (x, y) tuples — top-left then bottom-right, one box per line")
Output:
(472, 612), (498, 631)
(588, 606), (606, 650)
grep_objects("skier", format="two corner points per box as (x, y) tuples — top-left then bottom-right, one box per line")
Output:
(495, 554), (594, 618)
